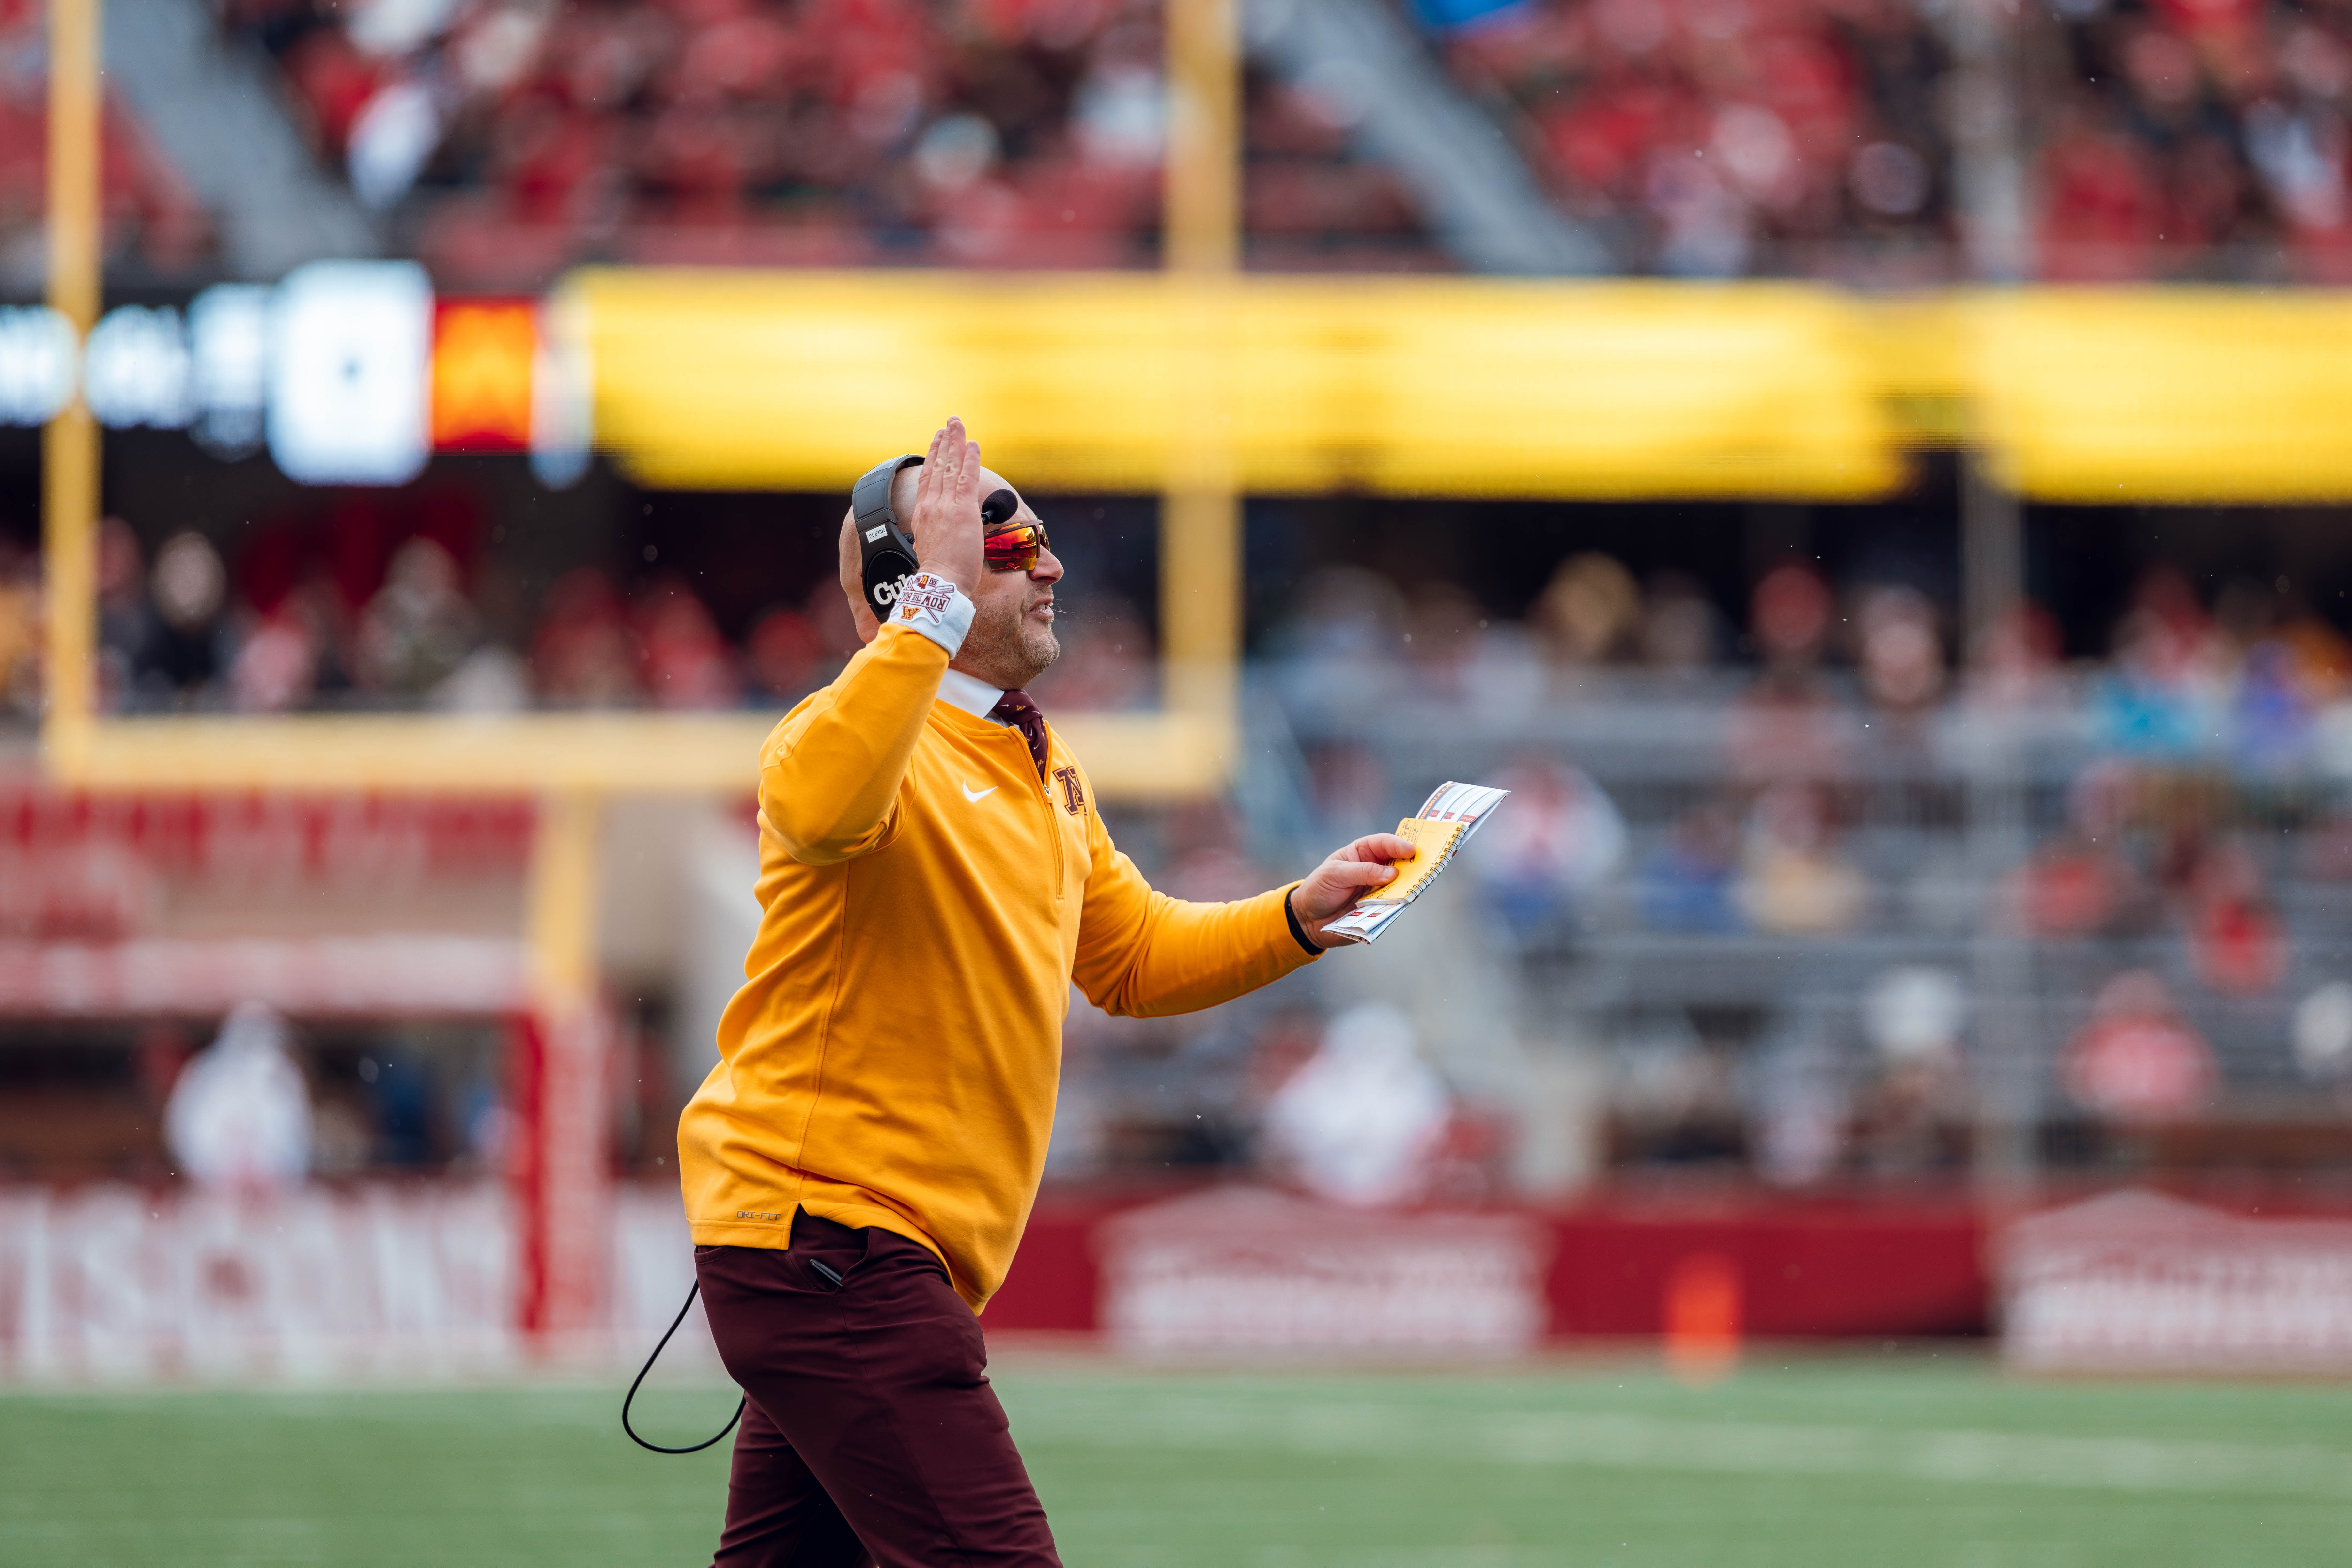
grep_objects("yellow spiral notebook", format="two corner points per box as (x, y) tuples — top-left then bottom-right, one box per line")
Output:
(1358, 817), (1465, 907)
(1322, 781), (1510, 944)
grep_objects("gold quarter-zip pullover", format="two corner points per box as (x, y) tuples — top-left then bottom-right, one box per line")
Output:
(678, 621), (1318, 1310)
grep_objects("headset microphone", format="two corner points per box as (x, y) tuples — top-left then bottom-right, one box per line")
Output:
(853, 453), (926, 624)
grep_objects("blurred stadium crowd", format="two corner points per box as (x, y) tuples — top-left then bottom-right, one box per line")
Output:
(9, 489), (2352, 1200)
(0, 505), (1160, 714)
(8, 0), (2352, 280)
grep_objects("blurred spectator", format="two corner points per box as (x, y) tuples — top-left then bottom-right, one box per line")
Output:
(433, 644), (534, 712)
(1964, 600), (2064, 708)
(1865, 962), (1965, 1056)
(1531, 552), (1641, 672)
(1852, 966), (1970, 1177)
(1465, 754), (1627, 938)
(2274, 594), (2352, 702)
(0, 538), (37, 717)
(1751, 561), (1833, 668)
(2184, 840), (2288, 996)
(1735, 780), (1867, 935)
(362, 1048), (439, 1167)
(1635, 800), (1740, 933)
(1726, 665), (1850, 781)
(1727, 567), (1850, 772)
(2009, 828), (2140, 939)
(2293, 980), (2352, 1084)
(2035, 99), (2169, 282)
(1750, 1017), (1848, 1186)
(135, 531), (230, 707)
(744, 604), (831, 705)
(230, 608), (322, 713)
(531, 567), (644, 705)
(1639, 570), (1722, 674)
(743, 575), (866, 705)
(164, 1002), (314, 1193)
(1854, 583), (1944, 718)
(355, 536), (480, 698)
(2004, 759), (2151, 939)
(2095, 567), (2226, 755)
(2062, 970), (2217, 1124)
(1609, 1012), (1746, 1165)
(2230, 637), (2313, 769)
(1261, 1001), (1451, 1206)
(637, 577), (741, 709)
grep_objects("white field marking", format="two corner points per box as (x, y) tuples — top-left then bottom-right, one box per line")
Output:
(0, 1387), (661, 1430)
(1011, 1395), (2352, 1502)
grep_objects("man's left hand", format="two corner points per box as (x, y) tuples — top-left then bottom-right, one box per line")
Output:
(1288, 833), (1417, 949)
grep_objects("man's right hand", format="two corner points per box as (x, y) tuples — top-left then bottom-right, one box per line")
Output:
(910, 418), (985, 595)
(1288, 832), (1418, 948)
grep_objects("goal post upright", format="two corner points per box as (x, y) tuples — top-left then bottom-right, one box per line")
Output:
(42, 0), (101, 765)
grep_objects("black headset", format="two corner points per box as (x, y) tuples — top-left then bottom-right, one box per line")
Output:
(853, 453), (925, 624)
(853, 452), (1031, 624)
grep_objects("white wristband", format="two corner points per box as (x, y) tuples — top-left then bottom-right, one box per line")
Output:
(888, 572), (974, 656)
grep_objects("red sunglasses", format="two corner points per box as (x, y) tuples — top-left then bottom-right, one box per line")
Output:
(981, 488), (1051, 573)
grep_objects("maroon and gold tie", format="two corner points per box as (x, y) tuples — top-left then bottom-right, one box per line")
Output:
(988, 689), (1051, 779)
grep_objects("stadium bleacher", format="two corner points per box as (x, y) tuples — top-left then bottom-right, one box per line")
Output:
(11, 0), (2347, 284)
(10, 0), (2352, 285)
(205, 0), (1443, 282)
(1439, 0), (1957, 279)
(0, 0), (212, 281)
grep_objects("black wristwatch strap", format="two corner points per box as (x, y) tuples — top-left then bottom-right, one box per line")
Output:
(1283, 887), (1323, 955)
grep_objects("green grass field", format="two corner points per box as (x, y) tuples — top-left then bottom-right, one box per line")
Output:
(6, 1352), (2351, 1567)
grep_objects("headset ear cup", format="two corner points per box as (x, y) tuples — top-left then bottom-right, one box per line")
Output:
(863, 546), (919, 623)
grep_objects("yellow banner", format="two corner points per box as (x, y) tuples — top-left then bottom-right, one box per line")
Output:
(1965, 290), (2352, 504)
(569, 271), (1903, 501)
(569, 271), (2352, 505)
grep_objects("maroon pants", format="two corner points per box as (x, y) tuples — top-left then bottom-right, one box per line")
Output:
(694, 1211), (1062, 1568)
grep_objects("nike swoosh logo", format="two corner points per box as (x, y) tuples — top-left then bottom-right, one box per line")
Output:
(960, 780), (999, 803)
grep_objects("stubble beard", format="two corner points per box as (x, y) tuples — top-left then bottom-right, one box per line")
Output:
(967, 598), (1060, 689)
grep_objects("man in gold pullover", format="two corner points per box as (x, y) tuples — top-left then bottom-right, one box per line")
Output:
(680, 419), (1411, 1568)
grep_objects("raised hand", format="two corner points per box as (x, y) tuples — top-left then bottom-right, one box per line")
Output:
(909, 417), (986, 594)
(1286, 832), (1417, 949)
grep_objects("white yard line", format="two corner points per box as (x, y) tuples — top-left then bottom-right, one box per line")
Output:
(1016, 1395), (2352, 1501)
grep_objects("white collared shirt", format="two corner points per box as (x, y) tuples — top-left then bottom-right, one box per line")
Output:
(936, 667), (1011, 725)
